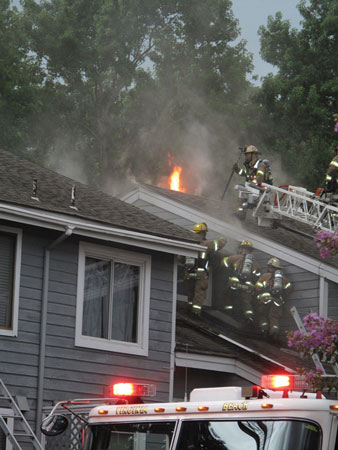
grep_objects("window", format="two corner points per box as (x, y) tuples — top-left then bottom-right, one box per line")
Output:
(75, 242), (151, 355)
(84, 422), (176, 450)
(0, 227), (22, 337)
(176, 419), (321, 450)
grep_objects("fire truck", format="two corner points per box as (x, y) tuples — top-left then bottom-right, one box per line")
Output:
(42, 375), (338, 450)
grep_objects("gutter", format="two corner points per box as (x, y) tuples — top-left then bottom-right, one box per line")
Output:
(0, 203), (203, 257)
(36, 226), (73, 439)
(218, 334), (295, 374)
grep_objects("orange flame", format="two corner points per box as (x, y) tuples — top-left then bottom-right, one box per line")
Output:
(169, 165), (186, 192)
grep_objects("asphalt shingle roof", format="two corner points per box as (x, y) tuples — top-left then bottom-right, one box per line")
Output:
(140, 184), (338, 268)
(176, 303), (314, 374)
(0, 150), (200, 244)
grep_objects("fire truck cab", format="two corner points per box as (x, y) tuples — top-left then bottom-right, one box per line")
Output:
(42, 376), (338, 450)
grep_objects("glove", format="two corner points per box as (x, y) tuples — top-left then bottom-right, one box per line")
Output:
(232, 163), (239, 172)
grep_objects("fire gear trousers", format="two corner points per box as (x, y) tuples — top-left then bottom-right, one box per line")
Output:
(224, 286), (254, 321)
(186, 271), (208, 311)
(257, 300), (283, 336)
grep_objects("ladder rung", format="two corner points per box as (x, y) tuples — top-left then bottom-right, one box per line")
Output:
(14, 433), (34, 438)
(0, 414), (21, 419)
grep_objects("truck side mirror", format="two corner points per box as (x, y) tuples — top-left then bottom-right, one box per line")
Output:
(41, 414), (69, 436)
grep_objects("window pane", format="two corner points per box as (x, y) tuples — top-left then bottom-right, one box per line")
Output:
(177, 420), (321, 450)
(0, 233), (15, 329)
(111, 262), (139, 343)
(85, 422), (176, 450)
(83, 258), (110, 338)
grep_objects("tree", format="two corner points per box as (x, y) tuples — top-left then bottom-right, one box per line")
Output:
(22, 0), (253, 192)
(0, 0), (43, 158)
(254, 0), (338, 190)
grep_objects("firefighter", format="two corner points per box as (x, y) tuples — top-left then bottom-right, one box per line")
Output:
(185, 223), (227, 315)
(223, 240), (261, 325)
(233, 145), (273, 217)
(324, 145), (338, 194)
(255, 257), (292, 339)
(233, 145), (272, 186)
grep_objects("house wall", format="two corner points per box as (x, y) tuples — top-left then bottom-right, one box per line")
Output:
(0, 223), (175, 437)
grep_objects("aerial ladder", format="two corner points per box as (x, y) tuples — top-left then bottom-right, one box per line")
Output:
(235, 182), (338, 232)
(0, 379), (44, 450)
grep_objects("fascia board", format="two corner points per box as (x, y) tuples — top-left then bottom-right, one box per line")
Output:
(0, 202), (203, 257)
(175, 352), (261, 385)
(130, 188), (338, 283)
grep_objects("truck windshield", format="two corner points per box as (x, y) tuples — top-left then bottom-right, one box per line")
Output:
(176, 419), (321, 450)
(84, 421), (176, 450)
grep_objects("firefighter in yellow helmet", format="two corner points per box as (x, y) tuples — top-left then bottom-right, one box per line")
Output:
(324, 145), (338, 195)
(185, 223), (227, 315)
(255, 257), (292, 339)
(233, 145), (273, 217)
(223, 240), (261, 325)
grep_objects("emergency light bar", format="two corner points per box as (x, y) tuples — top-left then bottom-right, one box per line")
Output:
(261, 375), (296, 391)
(111, 383), (156, 398)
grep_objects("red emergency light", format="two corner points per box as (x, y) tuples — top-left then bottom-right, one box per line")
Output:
(111, 383), (156, 398)
(261, 375), (295, 391)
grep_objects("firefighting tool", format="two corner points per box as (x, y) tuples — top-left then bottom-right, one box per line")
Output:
(0, 378), (44, 450)
(42, 377), (338, 450)
(221, 147), (245, 201)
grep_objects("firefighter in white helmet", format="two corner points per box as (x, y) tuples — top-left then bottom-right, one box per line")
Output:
(255, 257), (292, 339)
(223, 240), (261, 325)
(233, 145), (273, 217)
(184, 223), (227, 315)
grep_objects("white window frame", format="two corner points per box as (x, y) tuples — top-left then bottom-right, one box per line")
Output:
(0, 226), (22, 337)
(75, 242), (151, 356)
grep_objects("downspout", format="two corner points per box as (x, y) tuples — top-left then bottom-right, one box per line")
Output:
(169, 255), (178, 402)
(36, 226), (73, 438)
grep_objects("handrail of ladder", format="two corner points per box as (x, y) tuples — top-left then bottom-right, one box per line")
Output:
(254, 184), (338, 232)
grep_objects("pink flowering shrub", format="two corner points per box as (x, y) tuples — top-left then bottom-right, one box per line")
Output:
(287, 313), (338, 391)
(287, 313), (338, 362)
(314, 230), (338, 259)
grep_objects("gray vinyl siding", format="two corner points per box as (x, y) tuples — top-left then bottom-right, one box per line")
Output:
(0, 225), (175, 437)
(328, 280), (338, 321)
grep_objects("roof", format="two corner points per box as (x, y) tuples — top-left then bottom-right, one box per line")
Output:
(130, 183), (338, 270)
(0, 150), (201, 244)
(175, 303), (314, 375)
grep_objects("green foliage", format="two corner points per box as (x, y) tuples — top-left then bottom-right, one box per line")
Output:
(0, 0), (43, 156)
(17, 0), (254, 191)
(255, 0), (338, 190)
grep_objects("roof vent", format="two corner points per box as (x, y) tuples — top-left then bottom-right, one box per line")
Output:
(31, 179), (39, 201)
(70, 185), (78, 210)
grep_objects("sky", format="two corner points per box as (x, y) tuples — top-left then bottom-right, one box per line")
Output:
(232, 0), (303, 83)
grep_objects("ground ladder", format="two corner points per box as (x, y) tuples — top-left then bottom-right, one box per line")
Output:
(0, 379), (44, 450)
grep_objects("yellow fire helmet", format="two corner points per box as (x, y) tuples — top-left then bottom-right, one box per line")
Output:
(240, 240), (254, 249)
(268, 257), (282, 269)
(244, 145), (259, 154)
(191, 222), (208, 233)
